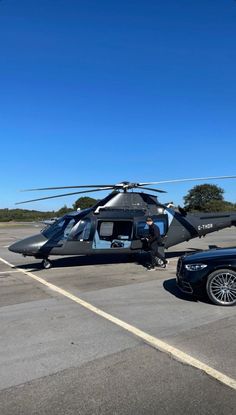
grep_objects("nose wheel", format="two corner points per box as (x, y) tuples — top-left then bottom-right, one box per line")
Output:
(42, 259), (52, 269)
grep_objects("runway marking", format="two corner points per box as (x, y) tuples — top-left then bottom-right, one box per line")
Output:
(0, 256), (236, 391)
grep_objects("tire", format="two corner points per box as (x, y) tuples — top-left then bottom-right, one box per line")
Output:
(206, 269), (236, 306)
(42, 259), (52, 269)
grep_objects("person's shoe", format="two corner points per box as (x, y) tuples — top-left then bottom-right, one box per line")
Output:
(146, 265), (155, 271)
(160, 260), (169, 269)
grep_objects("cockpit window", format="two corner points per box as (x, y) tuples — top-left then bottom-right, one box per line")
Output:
(42, 217), (76, 240)
(63, 219), (76, 239)
(70, 218), (91, 241)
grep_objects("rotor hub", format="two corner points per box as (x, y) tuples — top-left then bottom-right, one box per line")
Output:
(114, 182), (139, 190)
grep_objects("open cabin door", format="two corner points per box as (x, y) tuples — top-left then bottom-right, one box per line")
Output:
(131, 214), (169, 250)
(92, 219), (133, 251)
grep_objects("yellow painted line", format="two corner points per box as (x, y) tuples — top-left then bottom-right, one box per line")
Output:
(0, 270), (20, 274)
(1, 256), (236, 391)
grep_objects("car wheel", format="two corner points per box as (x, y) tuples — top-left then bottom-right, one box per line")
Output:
(206, 269), (236, 306)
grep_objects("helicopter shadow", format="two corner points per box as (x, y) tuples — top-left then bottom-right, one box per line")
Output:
(17, 249), (204, 272)
(17, 244), (235, 272)
(17, 253), (142, 272)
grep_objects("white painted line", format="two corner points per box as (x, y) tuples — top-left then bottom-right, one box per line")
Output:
(0, 256), (236, 391)
(0, 270), (20, 274)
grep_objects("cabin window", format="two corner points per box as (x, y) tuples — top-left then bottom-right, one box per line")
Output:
(99, 222), (114, 237)
(137, 219), (166, 238)
(98, 221), (133, 241)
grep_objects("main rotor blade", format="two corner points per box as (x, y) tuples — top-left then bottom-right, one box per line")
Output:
(20, 184), (116, 192)
(15, 187), (114, 205)
(20, 175), (236, 192)
(139, 175), (236, 186)
(138, 187), (167, 194)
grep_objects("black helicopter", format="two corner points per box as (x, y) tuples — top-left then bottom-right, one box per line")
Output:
(9, 176), (236, 269)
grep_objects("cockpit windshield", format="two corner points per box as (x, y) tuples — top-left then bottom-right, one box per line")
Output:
(42, 217), (76, 240)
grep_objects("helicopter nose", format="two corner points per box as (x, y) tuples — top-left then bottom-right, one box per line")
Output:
(9, 240), (28, 254)
(9, 234), (47, 255)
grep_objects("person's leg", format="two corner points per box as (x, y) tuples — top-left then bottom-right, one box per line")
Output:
(150, 243), (158, 267)
(154, 244), (167, 265)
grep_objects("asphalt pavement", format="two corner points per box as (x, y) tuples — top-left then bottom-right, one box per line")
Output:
(0, 223), (236, 414)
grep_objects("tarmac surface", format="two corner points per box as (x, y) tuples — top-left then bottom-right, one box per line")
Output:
(0, 223), (236, 414)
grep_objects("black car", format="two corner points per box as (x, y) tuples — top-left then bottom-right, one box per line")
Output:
(176, 248), (236, 306)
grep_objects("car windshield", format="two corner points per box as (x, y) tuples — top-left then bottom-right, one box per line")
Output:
(42, 216), (76, 240)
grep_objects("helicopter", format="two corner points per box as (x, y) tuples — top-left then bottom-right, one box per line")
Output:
(9, 176), (236, 269)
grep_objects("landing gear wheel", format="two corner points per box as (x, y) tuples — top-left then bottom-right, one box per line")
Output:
(42, 259), (52, 269)
(206, 269), (236, 306)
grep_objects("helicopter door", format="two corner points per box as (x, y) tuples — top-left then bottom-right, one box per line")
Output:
(93, 220), (133, 250)
(50, 218), (93, 255)
(65, 218), (93, 254)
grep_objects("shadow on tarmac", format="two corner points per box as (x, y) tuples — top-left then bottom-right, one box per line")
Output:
(163, 278), (197, 302)
(16, 253), (142, 271)
(163, 278), (213, 305)
(16, 244), (225, 272)
(15, 248), (201, 272)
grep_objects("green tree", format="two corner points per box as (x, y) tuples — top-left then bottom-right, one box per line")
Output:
(184, 184), (225, 212)
(73, 197), (97, 210)
(203, 199), (236, 212)
(56, 205), (73, 216)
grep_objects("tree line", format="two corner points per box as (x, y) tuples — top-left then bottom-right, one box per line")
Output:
(0, 197), (97, 222)
(0, 186), (236, 222)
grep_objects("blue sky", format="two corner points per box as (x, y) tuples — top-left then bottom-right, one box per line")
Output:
(0, 0), (236, 210)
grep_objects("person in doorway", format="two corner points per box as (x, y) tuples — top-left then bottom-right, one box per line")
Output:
(144, 217), (168, 271)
